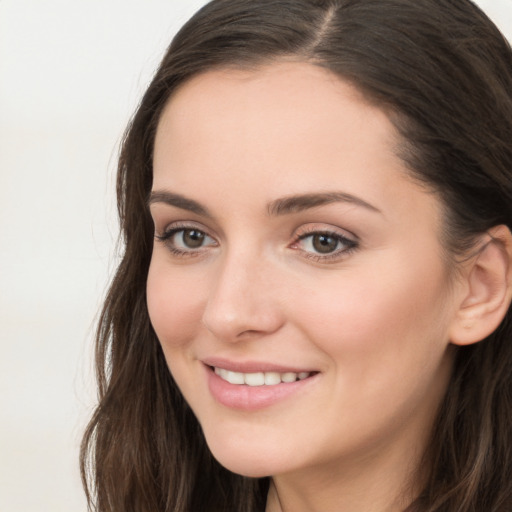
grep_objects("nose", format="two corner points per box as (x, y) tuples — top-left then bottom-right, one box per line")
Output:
(201, 250), (285, 342)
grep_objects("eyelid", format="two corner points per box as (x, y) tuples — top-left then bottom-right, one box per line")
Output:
(155, 221), (218, 257)
(293, 223), (358, 242)
(290, 223), (359, 262)
(155, 219), (213, 238)
(154, 220), (359, 262)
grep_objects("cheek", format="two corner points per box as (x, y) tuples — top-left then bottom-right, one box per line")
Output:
(146, 258), (206, 350)
(287, 257), (455, 447)
(293, 254), (453, 363)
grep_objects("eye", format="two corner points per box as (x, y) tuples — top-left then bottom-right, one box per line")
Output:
(175, 229), (208, 249)
(156, 225), (217, 256)
(293, 229), (358, 260)
(304, 233), (342, 254)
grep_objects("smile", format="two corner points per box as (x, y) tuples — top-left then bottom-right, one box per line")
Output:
(205, 362), (319, 410)
(213, 366), (312, 386)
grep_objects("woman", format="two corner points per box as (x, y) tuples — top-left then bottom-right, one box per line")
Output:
(81, 1), (512, 511)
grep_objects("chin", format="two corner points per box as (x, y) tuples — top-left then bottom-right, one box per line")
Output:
(204, 433), (289, 478)
(217, 460), (273, 479)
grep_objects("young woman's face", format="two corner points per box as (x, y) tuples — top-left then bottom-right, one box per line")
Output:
(147, 62), (459, 480)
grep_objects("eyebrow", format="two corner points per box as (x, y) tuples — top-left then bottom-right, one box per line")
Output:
(267, 191), (381, 216)
(148, 190), (381, 217)
(148, 190), (212, 217)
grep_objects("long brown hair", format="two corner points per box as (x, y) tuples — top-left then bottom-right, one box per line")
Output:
(81, 1), (512, 510)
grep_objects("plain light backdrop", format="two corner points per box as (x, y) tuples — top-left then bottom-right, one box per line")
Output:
(0, 1), (510, 510)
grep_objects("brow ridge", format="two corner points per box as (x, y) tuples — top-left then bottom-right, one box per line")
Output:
(267, 191), (381, 216)
(148, 189), (380, 218)
(148, 190), (211, 217)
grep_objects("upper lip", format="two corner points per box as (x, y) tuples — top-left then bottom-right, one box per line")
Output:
(202, 356), (317, 374)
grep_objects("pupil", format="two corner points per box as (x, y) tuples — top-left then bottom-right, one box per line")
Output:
(183, 229), (205, 248)
(313, 234), (338, 254)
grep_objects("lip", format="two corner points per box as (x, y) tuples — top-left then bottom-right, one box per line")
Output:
(203, 359), (319, 411)
(202, 356), (316, 374)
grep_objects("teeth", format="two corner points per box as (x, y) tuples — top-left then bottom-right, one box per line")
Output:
(226, 370), (245, 385)
(215, 367), (226, 378)
(214, 367), (312, 386)
(264, 372), (281, 385)
(281, 372), (297, 383)
(245, 372), (265, 386)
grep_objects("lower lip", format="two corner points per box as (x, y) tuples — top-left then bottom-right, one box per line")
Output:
(206, 366), (318, 411)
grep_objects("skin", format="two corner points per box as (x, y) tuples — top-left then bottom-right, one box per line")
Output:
(147, 62), (466, 512)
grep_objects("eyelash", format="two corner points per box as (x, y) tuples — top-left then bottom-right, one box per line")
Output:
(155, 224), (217, 258)
(293, 229), (359, 262)
(155, 224), (359, 262)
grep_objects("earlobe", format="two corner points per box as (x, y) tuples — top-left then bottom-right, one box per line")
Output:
(450, 225), (512, 346)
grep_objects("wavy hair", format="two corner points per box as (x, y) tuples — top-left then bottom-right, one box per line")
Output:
(81, 1), (512, 510)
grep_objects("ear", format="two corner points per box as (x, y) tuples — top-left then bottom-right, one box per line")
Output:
(450, 225), (512, 346)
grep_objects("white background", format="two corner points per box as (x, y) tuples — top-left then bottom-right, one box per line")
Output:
(0, 1), (510, 510)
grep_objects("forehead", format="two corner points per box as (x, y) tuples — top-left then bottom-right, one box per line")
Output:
(163, 61), (372, 118)
(154, 62), (398, 184)
(157, 61), (384, 135)
(152, 61), (441, 237)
